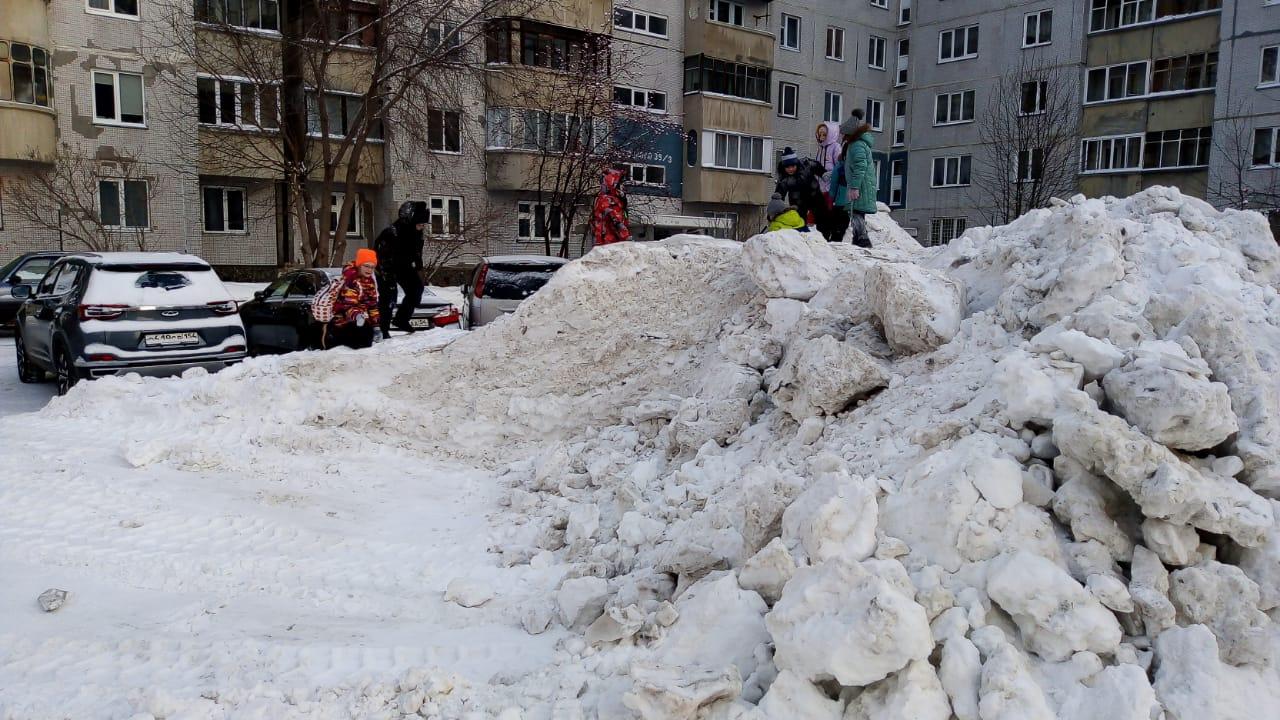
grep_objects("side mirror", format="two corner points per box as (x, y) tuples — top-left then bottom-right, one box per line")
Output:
(11, 285), (32, 300)
(253, 290), (265, 300)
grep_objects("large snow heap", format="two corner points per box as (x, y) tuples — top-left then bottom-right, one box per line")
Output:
(35, 187), (1280, 718)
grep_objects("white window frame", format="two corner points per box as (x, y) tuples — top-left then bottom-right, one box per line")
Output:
(98, 178), (150, 230)
(1016, 148), (1044, 183)
(613, 86), (668, 115)
(1023, 9), (1052, 48)
(1084, 60), (1150, 104)
(1020, 80), (1048, 116)
(938, 24), (979, 63)
(930, 217), (966, 245)
(1253, 127), (1280, 168)
(778, 81), (798, 118)
(517, 201), (564, 243)
(823, 91), (843, 123)
(426, 195), (464, 237)
(896, 38), (909, 86)
(86, 0), (140, 20)
(825, 26), (845, 61)
(889, 159), (904, 207)
(898, 0), (912, 24)
(708, 0), (745, 27)
(1143, 127), (1211, 170)
(197, 74), (280, 129)
(931, 155), (972, 188)
(1080, 133), (1144, 174)
(870, 0), (888, 8)
(934, 89), (975, 126)
(780, 14), (801, 51)
(625, 162), (667, 187)
(866, 98), (884, 131)
(1261, 46), (1279, 88)
(701, 130), (773, 173)
(868, 35), (887, 70)
(201, 185), (247, 233)
(92, 70), (146, 127)
(613, 7), (669, 39)
(893, 100), (906, 147)
(330, 192), (362, 237)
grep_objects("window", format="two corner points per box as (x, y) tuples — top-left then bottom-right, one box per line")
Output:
(1081, 134), (1144, 173)
(1143, 127), (1211, 169)
(1254, 128), (1279, 167)
(868, 35), (887, 70)
(484, 108), (606, 153)
(202, 186), (246, 233)
(87, 0), (139, 19)
(871, 0), (888, 7)
(778, 81), (798, 118)
(1017, 148), (1044, 182)
(1020, 80), (1047, 115)
(52, 265), (83, 296)
(931, 156), (971, 187)
(306, 91), (382, 139)
(485, 19), (606, 74)
(893, 100), (906, 146)
(517, 202), (562, 242)
(93, 70), (145, 126)
(197, 76), (279, 129)
(780, 14), (801, 51)
(613, 8), (668, 38)
(1263, 46), (1279, 87)
(708, 0), (745, 26)
(1089, 0), (1219, 33)
(1085, 61), (1148, 103)
(896, 38), (909, 86)
(0, 42), (53, 108)
(426, 21), (464, 60)
(1150, 52), (1217, 94)
(823, 91), (842, 122)
(889, 159), (904, 207)
(1024, 10), (1052, 47)
(613, 86), (667, 113)
(626, 163), (667, 187)
(426, 109), (461, 152)
(899, 0), (912, 24)
(195, 0), (280, 32)
(99, 179), (149, 228)
(684, 55), (771, 103)
(330, 192), (362, 237)
(866, 98), (884, 131)
(705, 131), (771, 171)
(934, 90), (975, 125)
(427, 196), (463, 236)
(930, 217), (966, 245)
(938, 25), (979, 63)
(825, 27), (845, 61)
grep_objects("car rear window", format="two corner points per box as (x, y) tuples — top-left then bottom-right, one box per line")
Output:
(482, 265), (558, 301)
(84, 266), (234, 307)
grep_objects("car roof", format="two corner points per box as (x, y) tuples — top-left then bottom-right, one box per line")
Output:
(63, 252), (212, 268)
(485, 255), (569, 266)
(19, 251), (68, 259)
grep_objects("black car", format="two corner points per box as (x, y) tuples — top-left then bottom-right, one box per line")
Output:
(0, 252), (67, 330)
(14, 252), (247, 395)
(238, 268), (462, 355)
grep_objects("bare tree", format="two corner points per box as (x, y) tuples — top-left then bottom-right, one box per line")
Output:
(971, 54), (1080, 225)
(151, 0), (536, 267)
(7, 144), (161, 252)
(1208, 99), (1280, 218)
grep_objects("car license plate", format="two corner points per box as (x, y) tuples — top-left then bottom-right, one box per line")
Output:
(144, 332), (201, 347)
(409, 318), (432, 328)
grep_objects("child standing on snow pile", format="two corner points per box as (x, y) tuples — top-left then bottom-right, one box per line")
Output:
(814, 121), (843, 241)
(327, 248), (382, 350)
(833, 109), (878, 248)
(774, 147), (826, 231)
(765, 193), (810, 233)
(589, 168), (631, 246)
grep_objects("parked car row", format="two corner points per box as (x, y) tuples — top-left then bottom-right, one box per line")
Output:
(6, 251), (567, 394)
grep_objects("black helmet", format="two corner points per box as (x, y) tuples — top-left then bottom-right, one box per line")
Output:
(397, 200), (429, 224)
(397, 201), (416, 221)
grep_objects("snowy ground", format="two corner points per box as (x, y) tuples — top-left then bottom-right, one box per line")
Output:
(0, 338), (54, 417)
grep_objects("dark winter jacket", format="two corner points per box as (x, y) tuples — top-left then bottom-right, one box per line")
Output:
(774, 158), (825, 213)
(590, 168), (631, 245)
(835, 123), (879, 215)
(331, 263), (381, 328)
(374, 218), (424, 274)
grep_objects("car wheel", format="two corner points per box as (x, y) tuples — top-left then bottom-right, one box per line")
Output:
(15, 333), (43, 384)
(54, 342), (81, 396)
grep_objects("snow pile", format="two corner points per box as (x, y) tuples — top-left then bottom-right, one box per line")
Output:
(5, 186), (1280, 717)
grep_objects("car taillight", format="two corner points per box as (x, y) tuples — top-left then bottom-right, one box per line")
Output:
(473, 264), (489, 299)
(226, 345), (246, 353)
(87, 353), (117, 362)
(78, 304), (128, 321)
(432, 307), (462, 326)
(208, 300), (238, 315)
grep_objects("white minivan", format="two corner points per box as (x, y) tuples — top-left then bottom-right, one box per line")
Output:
(461, 255), (567, 328)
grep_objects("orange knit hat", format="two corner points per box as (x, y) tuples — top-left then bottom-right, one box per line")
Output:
(355, 248), (378, 267)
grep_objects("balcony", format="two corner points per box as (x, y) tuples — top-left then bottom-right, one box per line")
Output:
(197, 129), (384, 186)
(1, 0), (56, 164)
(522, 0), (612, 34)
(0, 104), (55, 163)
(685, 93), (772, 137)
(682, 166), (771, 205)
(685, 6), (775, 68)
(1, 0), (51, 48)
(485, 151), (557, 192)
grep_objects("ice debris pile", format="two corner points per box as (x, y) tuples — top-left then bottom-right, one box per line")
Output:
(479, 188), (1280, 718)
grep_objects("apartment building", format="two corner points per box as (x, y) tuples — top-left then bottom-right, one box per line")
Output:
(0, 0), (1273, 277)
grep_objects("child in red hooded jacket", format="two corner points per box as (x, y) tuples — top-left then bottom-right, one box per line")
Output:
(589, 168), (630, 246)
